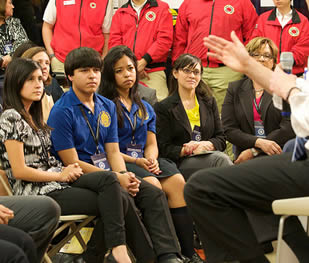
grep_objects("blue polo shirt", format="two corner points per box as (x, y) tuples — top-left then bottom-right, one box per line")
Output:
(118, 100), (156, 154)
(47, 88), (119, 164)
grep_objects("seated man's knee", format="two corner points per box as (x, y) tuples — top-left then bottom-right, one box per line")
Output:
(213, 151), (233, 167)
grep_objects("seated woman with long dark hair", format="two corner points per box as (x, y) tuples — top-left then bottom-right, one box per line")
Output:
(221, 37), (295, 163)
(98, 46), (203, 263)
(154, 54), (232, 180)
(0, 58), (165, 263)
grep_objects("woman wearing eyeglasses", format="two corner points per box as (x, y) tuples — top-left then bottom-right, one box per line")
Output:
(154, 54), (232, 181)
(221, 37), (295, 164)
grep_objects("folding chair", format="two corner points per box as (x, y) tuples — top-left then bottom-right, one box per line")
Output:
(0, 170), (95, 263)
(272, 197), (309, 263)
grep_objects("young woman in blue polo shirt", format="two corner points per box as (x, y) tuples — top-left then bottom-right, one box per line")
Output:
(99, 45), (203, 263)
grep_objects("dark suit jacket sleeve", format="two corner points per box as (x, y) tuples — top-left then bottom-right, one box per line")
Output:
(265, 113), (295, 147)
(208, 97), (226, 151)
(154, 102), (182, 162)
(221, 84), (257, 149)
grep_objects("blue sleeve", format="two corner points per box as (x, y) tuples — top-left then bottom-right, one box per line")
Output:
(48, 106), (76, 151)
(145, 101), (156, 134)
(103, 102), (119, 144)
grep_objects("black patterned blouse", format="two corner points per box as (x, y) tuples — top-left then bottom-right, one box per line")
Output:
(0, 109), (68, 195)
(0, 17), (28, 58)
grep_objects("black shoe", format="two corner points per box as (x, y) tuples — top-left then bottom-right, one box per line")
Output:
(261, 242), (274, 254)
(159, 258), (184, 263)
(104, 252), (117, 263)
(188, 253), (204, 263)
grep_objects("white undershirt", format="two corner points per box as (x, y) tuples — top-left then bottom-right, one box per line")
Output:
(276, 8), (293, 28)
(131, 0), (147, 19)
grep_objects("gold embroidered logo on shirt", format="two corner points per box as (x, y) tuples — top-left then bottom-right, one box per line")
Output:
(145, 11), (156, 22)
(100, 111), (111, 127)
(224, 5), (234, 15)
(137, 109), (149, 120)
(289, 27), (300, 37)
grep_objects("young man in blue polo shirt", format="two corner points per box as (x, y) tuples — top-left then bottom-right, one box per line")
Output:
(47, 47), (183, 263)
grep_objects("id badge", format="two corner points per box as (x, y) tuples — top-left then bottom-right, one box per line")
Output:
(91, 153), (111, 170)
(192, 125), (201, 141)
(254, 121), (266, 138)
(126, 144), (143, 158)
(4, 44), (12, 55)
(64, 0), (76, 5)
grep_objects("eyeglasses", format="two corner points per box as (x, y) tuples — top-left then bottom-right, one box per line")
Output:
(181, 68), (201, 76)
(250, 53), (274, 61)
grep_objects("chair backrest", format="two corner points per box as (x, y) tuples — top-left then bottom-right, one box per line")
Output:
(0, 170), (13, 196)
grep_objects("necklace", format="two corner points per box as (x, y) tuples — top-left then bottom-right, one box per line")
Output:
(255, 89), (264, 94)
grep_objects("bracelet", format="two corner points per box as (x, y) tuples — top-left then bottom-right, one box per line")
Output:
(49, 53), (55, 58)
(285, 86), (300, 101)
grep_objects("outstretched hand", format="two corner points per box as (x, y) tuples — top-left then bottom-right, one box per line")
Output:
(203, 31), (251, 74)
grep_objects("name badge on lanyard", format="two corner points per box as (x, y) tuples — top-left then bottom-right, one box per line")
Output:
(192, 125), (201, 141)
(91, 153), (111, 170)
(254, 120), (266, 138)
(4, 43), (12, 55)
(126, 144), (143, 158)
(123, 110), (144, 157)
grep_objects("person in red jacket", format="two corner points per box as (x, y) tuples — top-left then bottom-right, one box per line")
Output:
(251, 0), (309, 76)
(42, 0), (112, 74)
(109, 0), (173, 101)
(172, 0), (258, 113)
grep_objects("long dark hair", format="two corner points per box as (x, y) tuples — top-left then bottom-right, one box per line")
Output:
(2, 58), (48, 131)
(98, 45), (146, 128)
(169, 54), (212, 99)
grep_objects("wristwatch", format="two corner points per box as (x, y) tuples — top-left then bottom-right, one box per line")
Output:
(250, 148), (259, 157)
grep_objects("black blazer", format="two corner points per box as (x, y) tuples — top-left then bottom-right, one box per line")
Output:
(154, 91), (226, 163)
(221, 77), (295, 157)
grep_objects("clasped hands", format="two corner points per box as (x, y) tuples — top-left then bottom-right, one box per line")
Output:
(182, 140), (215, 156)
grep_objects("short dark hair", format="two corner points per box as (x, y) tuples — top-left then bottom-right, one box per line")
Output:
(64, 47), (103, 80)
(98, 45), (146, 127)
(3, 58), (48, 131)
(169, 53), (212, 98)
(12, 40), (37, 60)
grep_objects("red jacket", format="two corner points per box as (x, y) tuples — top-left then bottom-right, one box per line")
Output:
(109, 0), (173, 72)
(251, 8), (309, 75)
(172, 0), (258, 67)
(51, 0), (108, 62)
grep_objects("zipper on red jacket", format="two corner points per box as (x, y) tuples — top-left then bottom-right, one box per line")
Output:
(207, 0), (216, 67)
(79, 0), (84, 47)
(133, 17), (139, 53)
(279, 27), (283, 56)
(132, 5), (148, 53)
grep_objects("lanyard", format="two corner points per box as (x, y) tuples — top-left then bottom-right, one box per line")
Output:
(253, 94), (263, 115)
(123, 111), (137, 143)
(79, 105), (101, 154)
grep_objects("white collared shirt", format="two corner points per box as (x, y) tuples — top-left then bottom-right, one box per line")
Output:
(276, 8), (293, 28)
(290, 78), (309, 149)
(131, 0), (147, 19)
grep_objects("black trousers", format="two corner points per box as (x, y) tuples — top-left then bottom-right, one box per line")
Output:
(184, 153), (309, 263)
(48, 171), (179, 262)
(0, 225), (37, 263)
(0, 196), (60, 262)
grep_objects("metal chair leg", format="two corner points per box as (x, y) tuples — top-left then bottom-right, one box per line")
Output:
(276, 215), (290, 263)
